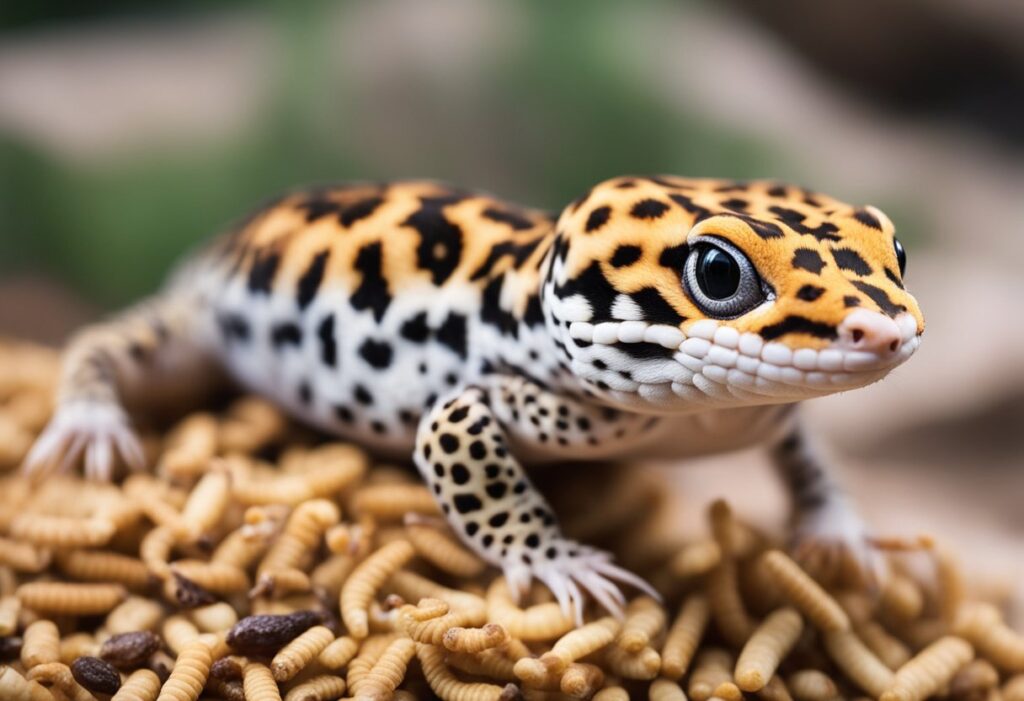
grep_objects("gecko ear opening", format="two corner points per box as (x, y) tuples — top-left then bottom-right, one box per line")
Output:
(682, 236), (766, 319)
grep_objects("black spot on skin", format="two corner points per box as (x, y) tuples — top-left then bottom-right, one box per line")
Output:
(769, 206), (841, 242)
(453, 493), (483, 514)
(469, 237), (545, 280)
(611, 342), (675, 360)
(482, 534), (494, 547)
(439, 434), (460, 454)
(358, 339), (393, 369)
(760, 316), (837, 341)
(585, 206), (611, 233)
(610, 245), (642, 268)
(553, 261), (618, 323)
(271, 322), (302, 349)
(630, 287), (684, 325)
(524, 534), (541, 548)
(480, 276), (520, 338)
(296, 197), (340, 223)
(485, 482), (507, 499)
(354, 385), (373, 405)
(853, 209), (882, 229)
(317, 314), (337, 367)
(767, 184), (788, 197)
(469, 441), (487, 460)
(722, 198), (748, 212)
(400, 312), (430, 343)
(884, 267), (905, 289)
(296, 250), (329, 310)
(399, 410), (416, 426)
(433, 463), (444, 477)
(668, 193), (712, 224)
(630, 199), (669, 219)
(546, 546), (558, 559)
(576, 416), (591, 431)
(407, 195), (464, 286)
(451, 464), (470, 485)
(436, 313), (468, 359)
(512, 480), (528, 495)
(658, 243), (689, 272)
(339, 196), (383, 227)
(592, 359), (607, 370)
(448, 406), (470, 423)
(523, 295), (544, 327)
(732, 214), (784, 239)
(482, 207), (535, 230)
(334, 405), (354, 423)
(615, 179), (636, 188)
(489, 512), (509, 528)
(485, 464), (501, 479)
(371, 421), (386, 434)
(792, 249), (825, 274)
(465, 522), (479, 536)
(796, 285), (825, 302)
(424, 445), (432, 459)
(832, 248), (873, 276)
(351, 242), (391, 322)
(852, 281), (907, 317)
(298, 382), (312, 405)
(247, 250), (280, 294)
(843, 295), (861, 308)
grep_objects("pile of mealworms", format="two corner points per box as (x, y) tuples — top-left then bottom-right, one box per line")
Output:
(1, 339), (1023, 701)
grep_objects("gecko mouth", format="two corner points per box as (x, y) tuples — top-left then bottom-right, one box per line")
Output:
(567, 317), (920, 403)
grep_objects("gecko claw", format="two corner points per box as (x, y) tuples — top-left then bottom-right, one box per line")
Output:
(790, 501), (887, 590)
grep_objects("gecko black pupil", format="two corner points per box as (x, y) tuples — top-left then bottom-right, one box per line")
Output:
(696, 247), (741, 300)
(894, 238), (907, 275)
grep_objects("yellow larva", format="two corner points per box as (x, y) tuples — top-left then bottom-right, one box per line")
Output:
(880, 636), (974, 701)
(935, 547), (966, 624)
(1004, 674), (1024, 701)
(358, 635), (417, 700)
(757, 674), (794, 701)
(112, 669), (162, 701)
(158, 412), (218, 479)
(242, 662), (281, 701)
(59, 633), (99, 664)
(17, 581), (126, 615)
(617, 596), (666, 653)
(257, 499), (340, 595)
(949, 659), (999, 701)
(140, 525), (176, 580)
(713, 681), (745, 701)
(822, 628), (895, 698)
(173, 470), (231, 542)
(169, 559), (249, 594)
(388, 570), (486, 614)
(22, 620), (60, 669)
(219, 396), (288, 455)
(0, 665), (53, 701)
(417, 642), (509, 701)
(104, 596), (165, 634)
(26, 662), (95, 701)
(288, 442), (367, 497)
(56, 549), (152, 590)
(401, 606), (488, 646)
(560, 662), (604, 698)
(340, 539), (415, 638)
(310, 553), (356, 601)
(788, 670), (839, 701)
(593, 687), (630, 701)
(485, 578), (574, 642)
(0, 537), (50, 573)
(856, 621), (911, 670)
(670, 539), (722, 579)
(271, 625), (335, 682)
(405, 522), (486, 578)
(162, 615), (201, 656)
(351, 483), (440, 519)
(283, 674), (347, 701)
(347, 634), (400, 695)
(759, 551), (849, 632)
(0, 594), (19, 636)
(188, 601), (238, 633)
(604, 643), (661, 681)
(955, 602), (1024, 672)
(649, 678), (688, 701)
(735, 607), (804, 692)
(540, 616), (621, 674)
(156, 638), (213, 701)
(880, 574), (925, 623)
(443, 623), (509, 653)
(661, 593), (710, 680)
(10, 514), (115, 548)
(689, 648), (734, 701)
(318, 635), (359, 669)
(707, 556), (756, 647)
(212, 526), (272, 572)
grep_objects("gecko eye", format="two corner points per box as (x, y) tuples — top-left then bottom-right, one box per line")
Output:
(894, 237), (907, 276)
(683, 238), (765, 318)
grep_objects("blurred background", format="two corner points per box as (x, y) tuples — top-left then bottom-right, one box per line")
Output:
(1, 0), (1021, 598)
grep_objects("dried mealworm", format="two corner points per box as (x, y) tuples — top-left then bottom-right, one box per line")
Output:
(617, 596), (666, 653)
(485, 578), (574, 642)
(173, 470), (231, 542)
(856, 621), (912, 670)
(689, 648), (734, 701)
(561, 662), (604, 698)
(341, 539), (415, 638)
(880, 636), (974, 701)
(10, 514), (115, 548)
(283, 674), (347, 701)
(443, 623), (509, 653)
(104, 596), (165, 634)
(187, 602), (237, 633)
(18, 581), (127, 615)
(1, 664), (54, 701)
(955, 603), (1024, 672)
(169, 559), (248, 595)
(318, 635), (359, 669)
(0, 538), (50, 573)
(540, 616), (621, 674)
(736, 607), (804, 691)
(156, 637), (213, 701)
(351, 483), (440, 519)
(56, 549), (152, 590)
(270, 625), (334, 682)
(27, 662), (95, 701)
(348, 634), (399, 695)
(880, 574), (925, 623)
(788, 670), (839, 701)
(605, 643), (661, 681)
(158, 413), (218, 479)
(359, 635), (416, 700)
(662, 593), (710, 680)
(935, 547), (966, 623)
(594, 687), (630, 701)
(707, 555), (755, 647)
(759, 551), (849, 632)
(162, 615), (201, 656)
(417, 642), (509, 701)
(0, 595), (19, 636)
(140, 526), (176, 580)
(670, 540), (722, 579)
(219, 396), (288, 455)
(242, 662), (281, 701)
(650, 678), (688, 701)
(405, 521), (486, 578)
(822, 628), (895, 697)
(714, 681), (745, 701)
(388, 570), (485, 613)
(22, 620), (60, 669)
(111, 668), (162, 701)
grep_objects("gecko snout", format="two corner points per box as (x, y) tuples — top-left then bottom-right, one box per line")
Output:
(836, 308), (902, 356)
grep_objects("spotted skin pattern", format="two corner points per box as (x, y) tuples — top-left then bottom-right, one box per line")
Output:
(26, 177), (924, 619)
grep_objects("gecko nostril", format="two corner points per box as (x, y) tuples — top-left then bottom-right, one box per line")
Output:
(889, 340), (898, 352)
(851, 329), (864, 344)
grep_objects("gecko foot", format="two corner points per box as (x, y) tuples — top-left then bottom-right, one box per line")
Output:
(501, 540), (660, 625)
(23, 400), (145, 481)
(790, 500), (886, 590)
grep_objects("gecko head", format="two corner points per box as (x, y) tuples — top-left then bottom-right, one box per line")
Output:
(542, 176), (924, 412)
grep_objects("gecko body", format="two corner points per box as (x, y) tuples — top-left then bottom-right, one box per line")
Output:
(26, 176), (924, 620)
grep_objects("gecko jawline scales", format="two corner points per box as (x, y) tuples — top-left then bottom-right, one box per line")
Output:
(25, 175), (925, 623)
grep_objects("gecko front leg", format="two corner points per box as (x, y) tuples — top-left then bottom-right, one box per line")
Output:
(414, 380), (656, 622)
